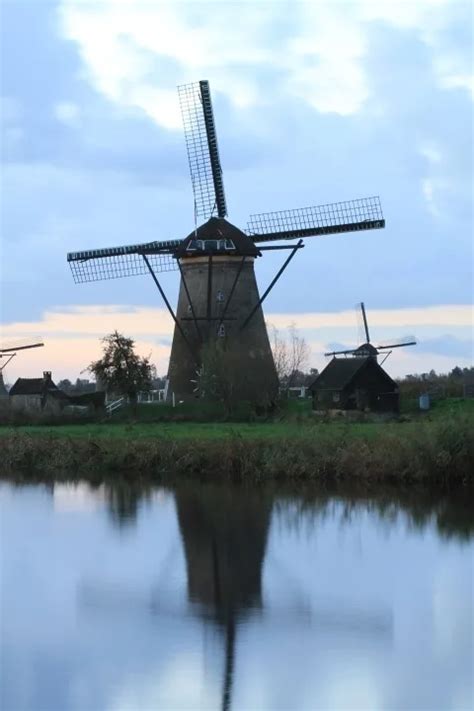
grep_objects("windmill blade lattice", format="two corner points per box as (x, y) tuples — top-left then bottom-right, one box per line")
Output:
(248, 196), (384, 242)
(376, 341), (417, 350)
(67, 241), (180, 284)
(178, 80), (227, 220)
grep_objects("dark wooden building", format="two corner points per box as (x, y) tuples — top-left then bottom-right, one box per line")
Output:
(309, 356), (399, 413)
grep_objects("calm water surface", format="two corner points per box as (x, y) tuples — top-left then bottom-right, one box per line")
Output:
(1, 481), (472, 711)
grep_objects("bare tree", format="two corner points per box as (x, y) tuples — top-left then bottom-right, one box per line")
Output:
(270, 323), (310, 390)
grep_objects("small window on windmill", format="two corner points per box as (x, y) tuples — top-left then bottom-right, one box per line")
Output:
(216, 290), (225, 303)
(187, 304), (192, 313)
(333, 392), (340, 403)
(217, 324), (226, 338)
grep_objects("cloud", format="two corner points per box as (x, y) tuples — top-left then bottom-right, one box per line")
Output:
(267, 304), (473, 330)
(1, 1), (472, 339)
(2, 303), (472, 383)
(58, 0), (472, 129)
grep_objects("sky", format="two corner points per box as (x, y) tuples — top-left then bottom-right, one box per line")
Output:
(1, 0), (473, 383)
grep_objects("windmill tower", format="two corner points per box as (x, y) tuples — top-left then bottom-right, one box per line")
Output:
(67, 81), (386, 404)
(325, 302), (416, 364)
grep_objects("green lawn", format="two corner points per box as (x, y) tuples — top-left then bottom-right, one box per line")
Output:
(1, 398), (472, 442)
(0, 420), (376, 440)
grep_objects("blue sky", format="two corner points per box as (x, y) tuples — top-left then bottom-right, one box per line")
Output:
(1, 0), (472, 380)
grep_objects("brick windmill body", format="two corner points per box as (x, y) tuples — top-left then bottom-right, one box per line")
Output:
(169, 217), (278, 402)
(67, 81), (385, 404)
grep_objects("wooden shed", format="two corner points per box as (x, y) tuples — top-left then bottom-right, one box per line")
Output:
(309, 356), (399, 413)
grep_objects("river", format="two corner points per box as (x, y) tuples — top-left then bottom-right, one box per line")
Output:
(1, 480), (472, 710)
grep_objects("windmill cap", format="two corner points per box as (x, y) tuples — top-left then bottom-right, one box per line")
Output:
(354, 343), (378, 356)
(177, 217), (260, 257)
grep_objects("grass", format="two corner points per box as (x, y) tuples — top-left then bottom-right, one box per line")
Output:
(1, 398), (472, 486)
(1, 397), (472, 441)
(0, 420), (387, 441)
(1, 412), (473, 487)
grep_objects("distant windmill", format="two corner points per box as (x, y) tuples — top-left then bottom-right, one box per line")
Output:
(67, 80), (386, 404)
(325, 302), (416, 365)
(0, 343), (44, 397)
(0, 342), (44, 372)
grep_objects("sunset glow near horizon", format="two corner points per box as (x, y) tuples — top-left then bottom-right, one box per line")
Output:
(1, 0), (473, 385)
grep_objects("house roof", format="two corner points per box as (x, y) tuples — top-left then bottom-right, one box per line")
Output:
(309, 357), (370, 390)
(9, 377), (60, 396)
(310, 356), (398, 391)
(176, 217), (260, 257)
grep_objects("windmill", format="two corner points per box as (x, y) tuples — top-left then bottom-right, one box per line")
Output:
(67, 80), (386, 403)
(0, 342), (44, 396)
(324, 302), (416, 365)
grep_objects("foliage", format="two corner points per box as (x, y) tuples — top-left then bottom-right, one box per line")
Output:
(57, 378), (95, 394)
(86, 331), (156, 400)
(397, 366), (474, 400)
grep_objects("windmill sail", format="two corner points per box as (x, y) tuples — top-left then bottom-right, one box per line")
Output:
(67, 240), (180, 284)
(360, 302), (371, 343)
(376, 341), (417, 350)
(248, 196), (384, 242)
(178, 80), (227, 220)
(0, 342), (44, 354)
(324, 303), (417, 358)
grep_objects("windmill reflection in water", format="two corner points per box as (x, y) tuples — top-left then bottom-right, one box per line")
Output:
(79, 487), (392, 711)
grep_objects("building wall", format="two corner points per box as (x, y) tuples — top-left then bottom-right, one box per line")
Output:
(353, 363), (399, 412)
(42, 396), (65, 415)
(312, 389), (343, 409)
(167, 255), (278, 403)
(10, 393), (65, 415)
(10, 394), (42, 412)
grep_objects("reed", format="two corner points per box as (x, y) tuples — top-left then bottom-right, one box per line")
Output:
(1, 414), (472, 488)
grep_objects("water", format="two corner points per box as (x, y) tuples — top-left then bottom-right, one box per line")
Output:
(1, 481), (472, 711)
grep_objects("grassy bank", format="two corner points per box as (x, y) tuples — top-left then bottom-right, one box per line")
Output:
(1, 412), (472, 487)
(1, 397), (472, 439)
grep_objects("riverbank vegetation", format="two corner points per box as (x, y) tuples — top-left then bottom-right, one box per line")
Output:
(1, 404), (472, 486)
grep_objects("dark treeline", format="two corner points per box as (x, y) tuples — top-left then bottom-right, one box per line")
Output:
(396, 366), (474, 399)
(56, 378), (96, 394)
(2, 478), (473, 541)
